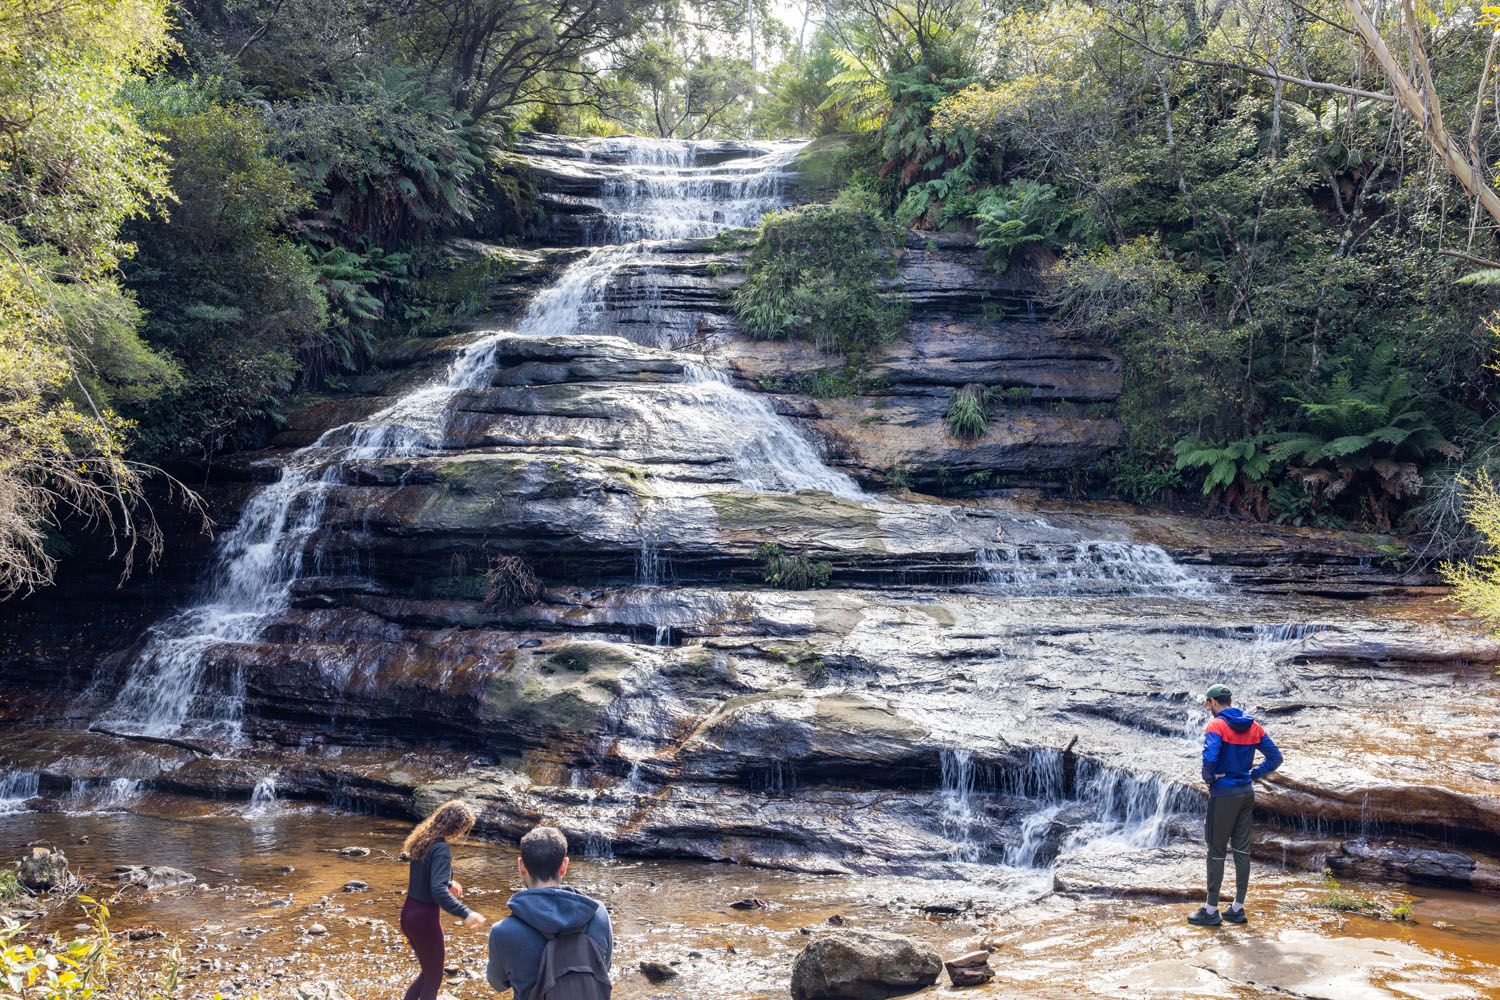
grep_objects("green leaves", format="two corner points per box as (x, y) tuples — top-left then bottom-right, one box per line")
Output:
(973, 180), (1069, 273)
(758, 543), (833, 590)
(269, 67), (485, 247)
(946, 384), (990, 439)
(1173, 438), (1273, 494)
(732, 187), (906, 353)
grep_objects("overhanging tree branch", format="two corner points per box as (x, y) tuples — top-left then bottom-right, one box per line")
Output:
(1342, 0), (1500, 227)
(1103, 24), (1397, 103)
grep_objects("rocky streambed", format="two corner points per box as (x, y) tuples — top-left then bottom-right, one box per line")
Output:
(2, 135), (1500, 998)
(4, 800), (1499, 1000)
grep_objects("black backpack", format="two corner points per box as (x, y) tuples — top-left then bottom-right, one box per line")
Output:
(531, 926), (611, 1000)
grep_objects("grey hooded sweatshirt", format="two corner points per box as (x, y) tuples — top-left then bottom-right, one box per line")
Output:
(486, 885), (612, 1000)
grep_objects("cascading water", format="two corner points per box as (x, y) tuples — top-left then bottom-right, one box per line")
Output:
(64, 777), (142, 812)
(534, 140), (862, 498)
(99, 137), (858, 739)
(975, 541), (1211, 597)
(0, 771), (39, 814)
(248, 774), (279, 817)
(925, 748), (1197, 872)
(939, 748), (983, 863)
(99, 332), (507, 740)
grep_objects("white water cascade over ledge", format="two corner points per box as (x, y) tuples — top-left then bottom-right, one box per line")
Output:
(98, 138), (864, 740)
(93, 135), (1214, 877)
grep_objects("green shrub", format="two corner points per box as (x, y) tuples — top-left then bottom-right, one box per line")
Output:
(947, 384), (990, 439)
(973, 180), (1070, 273)
(1315, 873), (1413, 921)
(0, 868), (20, 902)
(758, 544), (833, 590)
(733, 187), (906, 353)
(885, 466), (914, 491)
(268, 68), (486, 247)
(125, 87), (327, 461)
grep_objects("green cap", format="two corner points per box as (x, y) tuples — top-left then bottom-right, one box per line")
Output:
(1205, 684), (1232, 701)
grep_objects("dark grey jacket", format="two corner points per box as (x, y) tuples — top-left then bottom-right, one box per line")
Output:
(487, 886), (612, 999)
(406, 841), (472, 919)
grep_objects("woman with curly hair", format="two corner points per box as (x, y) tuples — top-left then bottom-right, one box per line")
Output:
(401, 799), (487, 1000)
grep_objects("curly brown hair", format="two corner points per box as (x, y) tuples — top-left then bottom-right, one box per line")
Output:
(402, 799), (477, 861)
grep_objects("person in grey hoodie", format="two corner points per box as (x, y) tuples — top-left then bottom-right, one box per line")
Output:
(487, 825), (612, 999)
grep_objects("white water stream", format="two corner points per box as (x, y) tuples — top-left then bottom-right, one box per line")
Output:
(85, 135), (1223, 893)
(99, 138), (857, 739)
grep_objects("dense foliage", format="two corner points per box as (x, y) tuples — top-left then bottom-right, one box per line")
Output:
(782, 0), (1500, 543)
(0, 0), (179, 596)
(733, 188), (905, 351)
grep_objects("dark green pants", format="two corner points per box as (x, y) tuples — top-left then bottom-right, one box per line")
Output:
(1205, 791), (1253, 907)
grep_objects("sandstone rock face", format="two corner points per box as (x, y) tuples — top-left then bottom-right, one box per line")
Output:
(789, 931), (942, 1000)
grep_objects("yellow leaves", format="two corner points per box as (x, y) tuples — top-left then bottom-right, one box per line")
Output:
(1440, 470), (1500, 636)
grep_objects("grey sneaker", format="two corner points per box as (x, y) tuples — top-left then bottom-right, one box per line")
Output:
(1187, 906), (1222, 926)
(1222, 906), (1248, 924)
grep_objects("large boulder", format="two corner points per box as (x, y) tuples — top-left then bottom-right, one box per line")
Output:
(790, 930), (942, 1000)
(18, 848), (76, 893)
(1326, 839), (1500, 892)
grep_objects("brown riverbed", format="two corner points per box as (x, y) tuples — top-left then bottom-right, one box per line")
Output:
(4, 796), (1499, 999)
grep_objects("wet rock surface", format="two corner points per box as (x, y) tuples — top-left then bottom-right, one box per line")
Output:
(110, 864), (197, 892)
(943, 950), (994, 988)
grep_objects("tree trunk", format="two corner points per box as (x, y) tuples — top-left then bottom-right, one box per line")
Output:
(1343, 0), (1500, 227)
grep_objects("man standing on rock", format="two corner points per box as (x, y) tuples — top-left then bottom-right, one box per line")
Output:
(487, 825), (613, 999)
(1188, 684), (1283, 927)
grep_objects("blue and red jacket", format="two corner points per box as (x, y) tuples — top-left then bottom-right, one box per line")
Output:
(1202, 707), (1282, 797)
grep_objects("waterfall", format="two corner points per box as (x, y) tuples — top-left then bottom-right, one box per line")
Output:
(975, 541), (1211, 597)
(681, 365), (862, 498)
(542, 140), (862, 497)
(937, 748), (1161, 869)
(0, 771), (39, 814)
(64, 777), (142, 812)
(994, 749), (1194, 870)
(98, 136), (857, 740)
(99, 332), (504, 740)
(248, 773), (279, 816)
(939, 748), (982, 863)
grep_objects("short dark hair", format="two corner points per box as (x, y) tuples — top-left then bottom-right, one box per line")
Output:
(520, 826), (569, 882)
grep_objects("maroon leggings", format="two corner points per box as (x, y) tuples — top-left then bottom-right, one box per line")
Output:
(400, 897), (444, 1000)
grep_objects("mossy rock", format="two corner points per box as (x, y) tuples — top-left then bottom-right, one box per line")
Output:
(708, 491), (881, 549)
(435, 455), (530, 495)
(789, 134), (860, 197)
(660, 645), (721, 680)
(478, 640), (636, 739)
(422, 241), (535, 307)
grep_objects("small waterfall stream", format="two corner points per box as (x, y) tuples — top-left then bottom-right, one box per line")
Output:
(0, 771), (39, 814)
